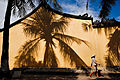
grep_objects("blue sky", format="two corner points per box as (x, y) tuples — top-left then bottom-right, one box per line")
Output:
(109, 0), (120, 20)
(0, 0), (120, 29)
(57, 0), (120, 21)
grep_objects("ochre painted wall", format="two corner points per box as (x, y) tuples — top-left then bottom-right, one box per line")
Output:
(0, 18), (111, 70)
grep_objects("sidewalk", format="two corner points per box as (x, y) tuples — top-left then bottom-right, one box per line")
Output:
(75, 68), (120, 80)
(0, 68), (120, 80)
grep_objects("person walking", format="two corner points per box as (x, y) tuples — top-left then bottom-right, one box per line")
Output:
(89, 54), (100, 78)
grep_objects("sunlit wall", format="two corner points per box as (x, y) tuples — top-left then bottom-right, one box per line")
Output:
(0, 8), (118, 70)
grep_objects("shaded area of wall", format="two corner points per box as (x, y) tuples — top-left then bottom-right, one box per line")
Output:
(106, 29), (120, 66)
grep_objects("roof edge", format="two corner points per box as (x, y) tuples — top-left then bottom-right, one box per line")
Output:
(0, 2), (93, 32)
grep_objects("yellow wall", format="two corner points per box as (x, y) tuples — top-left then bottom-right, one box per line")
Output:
(0, 17), (112, 69)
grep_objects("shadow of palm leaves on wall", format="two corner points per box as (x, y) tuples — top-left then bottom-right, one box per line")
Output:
(14, 7), (90, 68)
(106, 29), (120, 66)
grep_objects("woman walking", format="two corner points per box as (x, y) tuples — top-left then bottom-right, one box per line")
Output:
(89, 54), (100, 78)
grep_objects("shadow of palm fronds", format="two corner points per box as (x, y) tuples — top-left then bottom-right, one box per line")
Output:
(82, 22), (92, 32)
(106, 29), (120, 66)
(93, 18), (118, 36)
(14, 7), (90, 68)
(14, 38), (42, 67)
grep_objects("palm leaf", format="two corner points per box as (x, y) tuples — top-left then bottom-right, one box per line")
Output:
(107, 29), (120, 66)
(22, 7), (54, 37)
(107, 29), (120, 59)
(82, 23), (92, 32)
(105, 55), (114, 66)
(29, 16), (45, 30)
(22, 20), (43, 37)
(51, 17), (68, 33)
(34, 8), (53, 28)
(86, 0), (116, 18)
(104, 27), (113, 36)
(54, 37), (87, 67)
(48, 0), (62, 10)
(53, 33), (90, 47)
(14, 38), (40, 67)
(99, 0), (116, 18)
(12, 0), (36, 17)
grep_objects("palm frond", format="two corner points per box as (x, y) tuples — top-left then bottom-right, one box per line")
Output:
(14, 38), (40, 67)
(96, 28), (102, 34)
(107, 29), (120, 66)
(96, 27), (112, 36)
(54, 37), (87, 67)
(99, 0), (116, 18)
(82, 23), (92, 32)
(104, 27), (113, 36)
(12, 0), (36, 17)
(29, 16), (45, 30)
(51, 17), (68, 33)
(22, 19), (43, 37)
(105, 55), (114, 66)
(22, 7), (68, 37)
(43, 42), (59, 67)
(23, 18), (39, 25)
(48, 0), (62, 10)
(53, 33), (90, 47)
(27, 0), (35, 8)
(86, 0), (116, 18)
(107, 29), (120, 59)
(35, 8), (53, 27)
(27, 7), (54, 33)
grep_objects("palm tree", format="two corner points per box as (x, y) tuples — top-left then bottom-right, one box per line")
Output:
(1, 0), (38, 73)
(99, 0), (116, 19)
(1, 0), (61, 73)
(86, 0), (116, 18)
(15, 7), (88, 68)
(84, 0), (117, 35)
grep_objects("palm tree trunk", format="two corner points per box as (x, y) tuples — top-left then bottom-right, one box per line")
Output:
(1, 0), (13, 73)
(43, 42), (49, 67)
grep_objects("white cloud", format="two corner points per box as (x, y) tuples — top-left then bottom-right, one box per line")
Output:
(0, 0), (7, 29)
(116, 16), (120, 21)
(61, 0), (100, 21)
(117, 16), (120, 19)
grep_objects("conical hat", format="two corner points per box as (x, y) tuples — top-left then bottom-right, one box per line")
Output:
(91, 54), (95, 58)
